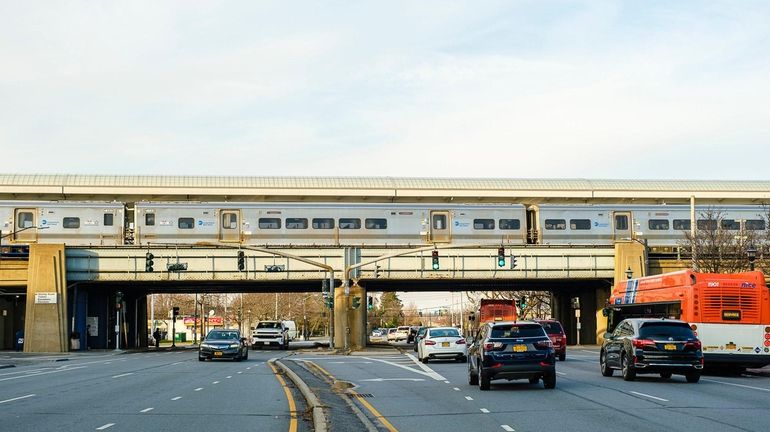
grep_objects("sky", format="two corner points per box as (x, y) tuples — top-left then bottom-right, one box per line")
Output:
(3, 1), (770, 310)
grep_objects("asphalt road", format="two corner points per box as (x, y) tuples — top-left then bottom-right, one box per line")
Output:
(0, 348), (309, 432)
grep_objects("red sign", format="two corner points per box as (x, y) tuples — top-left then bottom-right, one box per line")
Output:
(183, 316), (224, 326)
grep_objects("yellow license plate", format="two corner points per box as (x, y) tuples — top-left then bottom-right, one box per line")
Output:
(214, 351), (223, 357)
(664, 344), (677, 351)
(442, 342), (450, 347)
(726, 343), (736, 350)
(513, 345), (527, 352)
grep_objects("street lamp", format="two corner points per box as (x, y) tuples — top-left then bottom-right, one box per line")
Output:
(747, 245), (757, 271)
(625, 267), (633, 280)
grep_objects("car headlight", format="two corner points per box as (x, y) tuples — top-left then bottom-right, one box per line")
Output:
(229, 343), (240, 348)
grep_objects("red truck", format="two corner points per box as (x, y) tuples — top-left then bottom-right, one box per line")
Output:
(478, 299), (518, 323)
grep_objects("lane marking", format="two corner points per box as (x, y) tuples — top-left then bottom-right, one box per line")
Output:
(267, 361), (298, 432)
(247, 367), (252, 370)
(702, 378), (770, 393)
(502, 426), (515, 431)
(353, 393), (399, 432)
(0, 394), (35, 404)
(555, 371), (567, 376)
(361, 355), (446, 381)
(465, 396), (474, 401)
(237, 371), (243, 374)
(629, 391), (669, 402)
(171, 396), (182, 401)
(0, 365), (87, 382)
(329, 361), (373, 364)
(95, 424), (115, 430)
(444, 380), (451, 384)
(360, 378), (424, 382)
(403, 353), (447, 381)
(111, 372), (134, 379)
(213, 381), (220, 384)
(453, 387), (460, 391)
(480, 408), (490, 413)
(226, 376), (232, 379)
(195, 388), (203, 391)
(140, 408), (153, 413)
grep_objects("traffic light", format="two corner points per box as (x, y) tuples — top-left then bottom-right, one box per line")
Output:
(145, 252), (154, 272)
(172, 306), (180, 320)
(326, 296), (334, 309)
(497, 247), (505, 267)
(431, 249), (439, 270)
(511, 255), (518, 269)
(520, 295), (527, 309)
(367, 296), (374, 311)
(115, 291), (123, 309)
(237, 250), (245, 271)
(352, 296), (361, 309)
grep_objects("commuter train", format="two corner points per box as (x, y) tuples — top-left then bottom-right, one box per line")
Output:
(1, 200), (767, 248)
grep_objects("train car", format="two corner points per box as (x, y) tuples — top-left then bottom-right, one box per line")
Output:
(0, 201), (125, 246)
(133, 202), (528, 246)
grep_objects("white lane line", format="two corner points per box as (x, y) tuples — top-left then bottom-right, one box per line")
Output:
(111, 372), (134, 379)
(0, 394), (35, 404)
(237, 371), (243, 374)
(104, 362), (111, 365)
(95, 424), (115, 430)
(480, 408), (490, 413)
(444, 380), (451, 384)
(247, 367), (252, 370)
(702, 378), (770, 392)
(361, 355), (446, 381)
(140, 408), (154, 413)
(501, 426), (515, 431)
(194, 388), (203, 391)
(453, 387), (460, 391)
(0, 365), (87, 382)
(465, 396), (474, 401)
(171, 396), (182, 401)
(213, 381), (220, 384)
(226, 376), (232, 379)
(171, 362), (183, 366)
(0, 369), (48, 377)
(555, 371), (567, 376)
(629, 391), (669, 402)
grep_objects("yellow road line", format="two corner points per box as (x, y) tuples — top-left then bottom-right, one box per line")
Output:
(269, 362), (298, 432)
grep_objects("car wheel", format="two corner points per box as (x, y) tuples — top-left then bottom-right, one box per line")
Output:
(559, 352), (566, 362)
(600, 350), (614, 377)
(685, 372), (701, 383)
(542, 373), (556, 389)
(478, 365), (491, 391)
(468, 362), (479, 385)
(421, 355), (429, 364)
(198, 356), (205, 362)
(621, 352), (636, 381)
(659, 372), (672, 379)
(529, 376), (539, 384)
(459, 355), (467, 363)
(243, 350), (248, 361)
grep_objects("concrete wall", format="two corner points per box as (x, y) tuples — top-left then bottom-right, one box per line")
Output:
(24, 244), (68, 352)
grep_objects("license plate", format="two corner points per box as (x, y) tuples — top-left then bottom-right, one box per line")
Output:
(214, 351), (223, 357)
(513, 344), (527, 352)
(726, 343), (736, 350)
(442, 342), (450, 347)
(664, 344), (677, 351)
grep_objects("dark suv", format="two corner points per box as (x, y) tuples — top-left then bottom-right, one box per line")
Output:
(600, 318), (703, 382)
(468, 321), (556, 390)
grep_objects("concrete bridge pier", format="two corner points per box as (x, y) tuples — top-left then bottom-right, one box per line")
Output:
(24, 244), (68, 352)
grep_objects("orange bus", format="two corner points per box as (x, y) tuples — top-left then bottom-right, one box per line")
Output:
(605, 270), (770, 368)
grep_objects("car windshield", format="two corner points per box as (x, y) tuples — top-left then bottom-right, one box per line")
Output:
(428, 328), (460, 338)
(491, 324), (545, 338)
(206, 331), (239, 340)
(639, 322), (695, 339)
(539, 322), (563, 334)
(257, 322), (281, 329)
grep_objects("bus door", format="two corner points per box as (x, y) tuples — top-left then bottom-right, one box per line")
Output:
(219, 210), (241, 242)
(13, 208), (38, 243)
(429, 211), (451, 243)
(612, 211), (633, 241)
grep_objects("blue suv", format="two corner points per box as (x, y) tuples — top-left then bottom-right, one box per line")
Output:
(468, 321), (556, 390)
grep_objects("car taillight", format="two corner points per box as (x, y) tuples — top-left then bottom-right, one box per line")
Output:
(456, 339), (466, 345)
(425, 340), (436, 345)
(535, 340), (553, 349)
(685, 340), (702, 350)
(483, 342), (504, 351)
(632, 338), (656, 348)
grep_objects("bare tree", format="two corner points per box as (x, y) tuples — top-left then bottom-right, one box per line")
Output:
(681, 208), (762, 273)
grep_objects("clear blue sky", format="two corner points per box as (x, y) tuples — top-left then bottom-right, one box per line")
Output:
(2, 1), (769, 179)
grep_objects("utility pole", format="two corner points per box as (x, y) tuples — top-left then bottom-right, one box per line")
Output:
(274, 293), (278, 320)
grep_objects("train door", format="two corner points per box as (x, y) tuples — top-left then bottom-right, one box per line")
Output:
(612, 211), (633, 241)
(219, 210), (241, 242)
(429, 211), (451, 243)
(13, 208), (37, 243)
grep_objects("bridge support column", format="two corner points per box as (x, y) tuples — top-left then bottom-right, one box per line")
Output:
(24, 244), (68, 352)
(333, 283), (366, 351)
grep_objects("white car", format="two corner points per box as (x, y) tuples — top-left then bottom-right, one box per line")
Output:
(395, 326), (411, 341)
(386, 328), (398, 341)
(417, 327), (467, 363)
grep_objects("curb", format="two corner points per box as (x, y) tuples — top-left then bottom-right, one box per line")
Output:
(272, 359), (328, 432)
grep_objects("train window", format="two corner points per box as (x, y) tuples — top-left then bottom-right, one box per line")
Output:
(222, 213), (238, 229)
(615, 215), (628, 230)
(745, 219), (766, 230)
(145, 213), (155, 226)
(63, 217), (80, 229)
(104, 213), (114, 226)
(673, 219), (691, 230)
(697, 220), (717, 230)
(648, 219), (670, 230)
(17, 212), (34, 228)
(473, 219), (495, 230)
(312, 218), (335, 229)
(720, 219), (740, 230)
(365, 218), (388, 229)
(339, 218), (361, 229)
(286, 218), (308, 229)
(259, 218), (281, 229)
(178, 218), (195, 229)
(499, 219), (521, 230)
(570, 219), (591, 230)
(545, 219), (566, 230)
(433, 214), (447, 230)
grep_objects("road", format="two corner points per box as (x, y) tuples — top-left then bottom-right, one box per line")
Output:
(2, 345), (769, 432)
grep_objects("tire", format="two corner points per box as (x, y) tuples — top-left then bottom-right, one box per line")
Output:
(529, 376), (540, 384)
(543, 373), (556, 389)
(479, 366), (491, 391)
(600, 350), (614, 377)
(468, 362), (479, 385)
(459, 355), (467, 363)
(198, 356), (205, 362)
(659, 372), (672, 379)
(421, 355), (429, 364)
(559, 352), (566, 362)
(686, 372), (701, 383)
(243, 350), (248, 361)
(621, 352), (636, 381)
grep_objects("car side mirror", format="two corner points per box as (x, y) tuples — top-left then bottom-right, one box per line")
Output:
(602, 332), (613, 340)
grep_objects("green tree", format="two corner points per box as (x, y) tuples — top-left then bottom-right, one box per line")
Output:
(375, 292), (404, 327)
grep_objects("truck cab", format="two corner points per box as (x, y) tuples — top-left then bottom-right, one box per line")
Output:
(251, 321), (289, 350)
